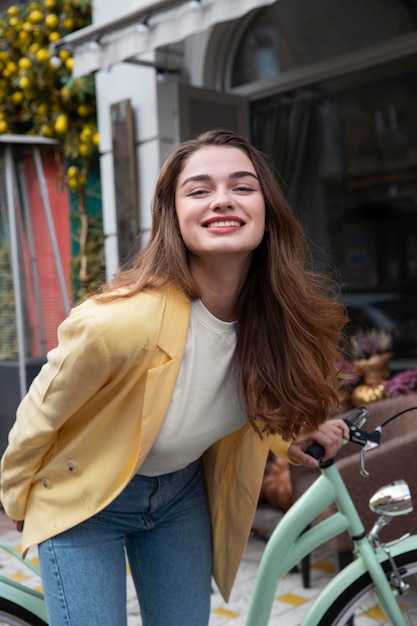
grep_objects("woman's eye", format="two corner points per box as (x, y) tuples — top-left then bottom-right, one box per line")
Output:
(188, 189), (208, 196)
(235, 185), (254, 192)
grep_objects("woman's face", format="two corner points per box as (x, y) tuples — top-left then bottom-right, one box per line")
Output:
(175, 146), (266, 263)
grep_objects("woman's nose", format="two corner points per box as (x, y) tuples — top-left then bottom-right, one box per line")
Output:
(209, 188), (234, 210)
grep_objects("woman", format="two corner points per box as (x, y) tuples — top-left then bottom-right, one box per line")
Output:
(1, 129), (349, 626)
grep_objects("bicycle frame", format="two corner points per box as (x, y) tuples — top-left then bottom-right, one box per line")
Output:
(246, 461), (417, 626)
(0, 543), (48, 623)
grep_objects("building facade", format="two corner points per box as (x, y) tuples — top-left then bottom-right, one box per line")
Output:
(6, 0), (417, 367)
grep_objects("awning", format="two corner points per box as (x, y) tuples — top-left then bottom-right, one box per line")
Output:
(53, 0), (276, 78)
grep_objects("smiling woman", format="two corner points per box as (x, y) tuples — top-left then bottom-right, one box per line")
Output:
(1, 129), (349, 626)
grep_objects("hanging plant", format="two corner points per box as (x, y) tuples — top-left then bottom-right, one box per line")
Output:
(0, 0), (104, 296)
(0, 0), (96, 162)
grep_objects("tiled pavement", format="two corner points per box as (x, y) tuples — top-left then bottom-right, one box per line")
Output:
(0, 506), (336, 625)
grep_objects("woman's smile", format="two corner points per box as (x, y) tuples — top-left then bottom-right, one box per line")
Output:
(202, 217), (245, 231)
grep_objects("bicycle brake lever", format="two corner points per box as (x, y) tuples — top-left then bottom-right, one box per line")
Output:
(359, 427), (382, 477)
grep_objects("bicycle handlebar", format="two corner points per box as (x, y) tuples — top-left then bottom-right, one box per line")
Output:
(305, 405), (382, 476)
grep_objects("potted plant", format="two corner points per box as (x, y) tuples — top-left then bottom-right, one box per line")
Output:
(349, 330), (393, 406)
(384, 369), (417, 398)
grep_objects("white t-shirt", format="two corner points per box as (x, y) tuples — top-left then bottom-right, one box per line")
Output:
(138, 299), (246, 476)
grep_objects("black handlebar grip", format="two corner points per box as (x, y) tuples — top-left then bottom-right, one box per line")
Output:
(305, 441), (325, 460)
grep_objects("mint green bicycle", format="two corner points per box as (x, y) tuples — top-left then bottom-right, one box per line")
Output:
(0, 407), (416, 625)
(247, 406), (417, 625)
(0, 543), (46, 625)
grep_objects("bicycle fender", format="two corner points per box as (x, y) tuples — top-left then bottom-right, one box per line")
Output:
(0, 576), (48, 622)
(302, 535), (417, 626)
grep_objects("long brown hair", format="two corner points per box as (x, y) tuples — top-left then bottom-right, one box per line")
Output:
(99, 129), (347, 441)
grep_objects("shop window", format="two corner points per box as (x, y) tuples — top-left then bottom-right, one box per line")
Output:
(231, 0), (417, 87)
(322, 68), (417, 293)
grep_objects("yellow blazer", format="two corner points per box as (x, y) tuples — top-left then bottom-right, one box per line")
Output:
(0, 285), (290, 600)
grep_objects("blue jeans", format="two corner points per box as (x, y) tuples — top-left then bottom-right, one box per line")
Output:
(38, 459), (212, 626)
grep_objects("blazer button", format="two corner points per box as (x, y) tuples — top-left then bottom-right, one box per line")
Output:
(42, 478), (51, 489)
(66, 460), (77, 472)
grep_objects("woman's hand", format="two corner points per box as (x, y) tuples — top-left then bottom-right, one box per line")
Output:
(287, 419), (350, 468)
(13, 520), (24, 532)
